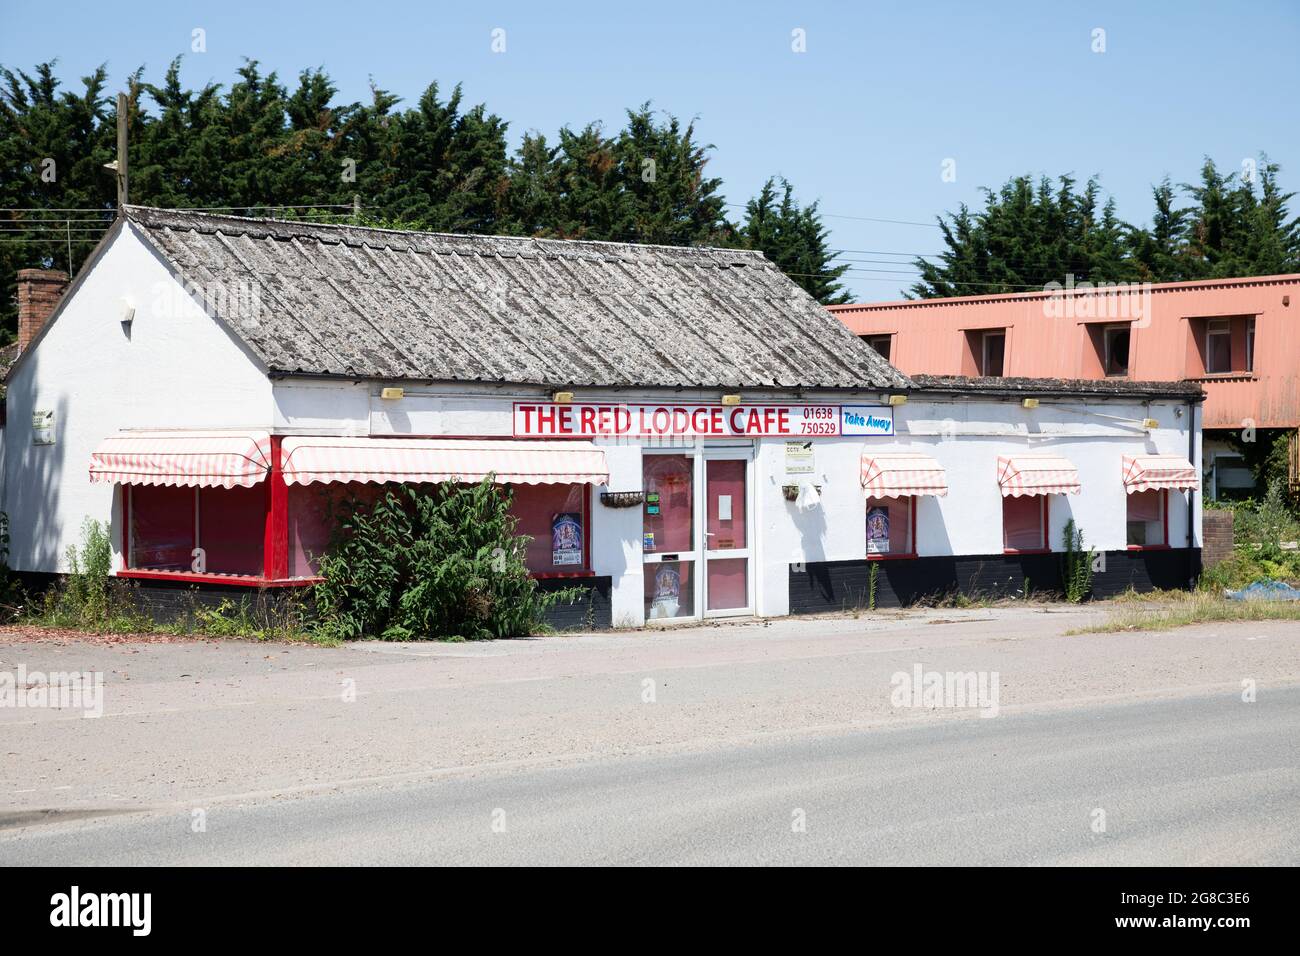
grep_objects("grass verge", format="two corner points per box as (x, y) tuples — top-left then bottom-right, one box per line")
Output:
(1070, 591), (1300, 633)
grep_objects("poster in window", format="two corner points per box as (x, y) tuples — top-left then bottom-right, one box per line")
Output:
(551, 513), (583, 566)
(649, 564), (682, 619)
(866, 505), (890, 554)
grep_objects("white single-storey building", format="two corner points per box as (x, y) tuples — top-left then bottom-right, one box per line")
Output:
(2, 207), (1204, 627)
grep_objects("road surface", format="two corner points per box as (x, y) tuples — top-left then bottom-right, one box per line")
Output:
(1, 605), (1297, 864)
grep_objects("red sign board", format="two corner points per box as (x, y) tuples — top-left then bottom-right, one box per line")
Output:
(514, 403), (842, 438)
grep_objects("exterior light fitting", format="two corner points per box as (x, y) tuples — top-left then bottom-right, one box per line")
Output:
(888, 394), (907, 406)
(380, 387), (405, 401)
(721, 393), (742, 406)
(552, 391), (574, 404)
(1021, 398), (1039, 409)
(1142, 418), (1159, 430)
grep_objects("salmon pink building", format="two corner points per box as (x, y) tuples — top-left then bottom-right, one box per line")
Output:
(830, 275), (1300, 499)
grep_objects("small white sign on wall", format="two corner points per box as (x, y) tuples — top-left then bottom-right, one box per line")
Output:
(32, 410), (55, 445)
(785, 440), (814, 475)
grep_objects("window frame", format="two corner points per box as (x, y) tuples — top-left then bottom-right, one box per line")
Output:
(861, 333), (894, 364)
(1205, 318), (1232, 374)
(1103, 323), (1131, 377)
(1126, 488), (1170, 551)
(120, 483), (291, 586)
(512, 481), (595, 579)
(1001, 494), (1049, 554)
(980, 330), (1006, 377)
(864, 494), (918, 561)
(1245, 317), (1256, 373)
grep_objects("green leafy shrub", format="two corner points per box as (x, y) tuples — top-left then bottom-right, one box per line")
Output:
(30, 518), (151, 631)
(1061, 519), (1096, 603)
(312, 478), (575, 641)
(1199, 480), (1300, 591)
(0, 511), (24, 622)
(191, 590), (316, 642)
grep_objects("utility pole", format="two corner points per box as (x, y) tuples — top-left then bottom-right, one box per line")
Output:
(115, 91), (129, 208)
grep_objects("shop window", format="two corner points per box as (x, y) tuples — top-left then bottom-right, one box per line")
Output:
(128, 484), (264, 576)
(1126, 489), (1166, 547)
(1205, 318), (1232, 373)
(199, 485), (265, 575)
(286, 481), (588, 579)
(865, 496), (914, 556)
(642, 454), (694, 554)
(1103, 324), (1131, 376)
(287, 482), (381, 579)
(509, 482), (590, 574)
(129, 485), (195, 570)
(1002, 495), (1047, 552)
(646, 560), (695, 620)
(861, 334), (893, 363)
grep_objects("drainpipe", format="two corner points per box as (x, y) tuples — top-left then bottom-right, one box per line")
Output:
(1187, 399), (1197, 586)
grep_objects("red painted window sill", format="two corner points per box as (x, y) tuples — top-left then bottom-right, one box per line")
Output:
(865, 553), (917, 561)
(1003, 547), (1051, 555)
(531, 570), (596, 579)
(1126, 544), (1171, 551)
(118, 570), (321, 587)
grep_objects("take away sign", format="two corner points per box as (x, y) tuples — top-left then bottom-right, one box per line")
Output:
(513, 403), (892, 438)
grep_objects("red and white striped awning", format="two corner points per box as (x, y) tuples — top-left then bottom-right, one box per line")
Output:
(998, 455), (1082, 497)
(89, 430), (272, 488)
(1123, 455), (1199, 493)
(280, 437), (609, 487)
(861, 453), (949, 498)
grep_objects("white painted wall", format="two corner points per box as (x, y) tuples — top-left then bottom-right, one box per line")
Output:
(270, 381), (1200, 625)
(3, 224), (273, 572)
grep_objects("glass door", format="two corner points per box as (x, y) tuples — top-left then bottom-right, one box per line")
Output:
(703, 453), (752, 616)
(642, 452), (697, 621)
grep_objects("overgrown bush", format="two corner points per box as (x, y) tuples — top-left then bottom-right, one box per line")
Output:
(1061, 519), (1096, 603)
(33, 518), (151, 630)
(1199, 480), (1300, 591)
(312, 479), (576, 641)
(191, 591), (315, 642)
(0, 511), (24, 622)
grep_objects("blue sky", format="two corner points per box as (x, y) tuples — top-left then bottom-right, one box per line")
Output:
(5, 0), (1298, 300)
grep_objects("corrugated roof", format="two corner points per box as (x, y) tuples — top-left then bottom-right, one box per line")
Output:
(912, 374), (1205, 400)
(124, 206), (910, 391)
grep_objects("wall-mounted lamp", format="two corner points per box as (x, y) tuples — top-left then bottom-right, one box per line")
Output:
(380, 387), (405, 401)
(119, 299), (135, 330)
(1142, 417), (1159, 430)
(888, 394), (908, 406)
(552, 390), (574, 404)
(721, 393), (742, 406)
(1021, 398), (1039, 409)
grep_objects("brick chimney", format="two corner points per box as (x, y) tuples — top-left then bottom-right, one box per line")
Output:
(17, 268), (70, 354)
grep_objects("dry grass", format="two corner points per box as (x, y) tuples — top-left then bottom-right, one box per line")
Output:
(1071, 591), (1300, 634)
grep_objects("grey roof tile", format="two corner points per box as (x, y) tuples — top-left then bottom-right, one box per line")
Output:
(125, 206), (911, 390)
